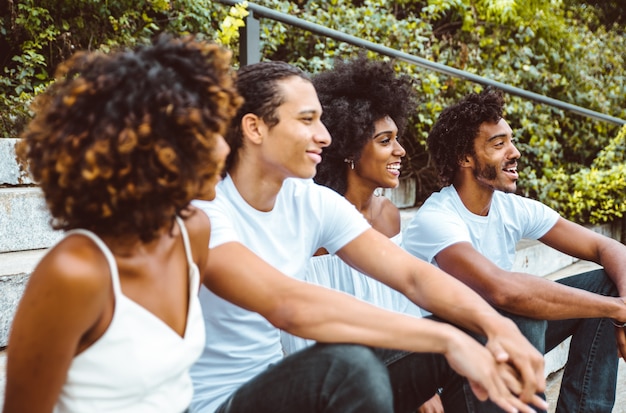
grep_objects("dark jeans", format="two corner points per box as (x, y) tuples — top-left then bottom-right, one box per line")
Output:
(215, 343), (394, 413)
(466, 269), (619, 413)
(372, 347), (473, 412)
(215, 270), (619, 413)
(214, 341), (477, 413)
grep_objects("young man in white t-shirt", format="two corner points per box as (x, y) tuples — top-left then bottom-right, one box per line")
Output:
(404, 88), (626, 412)
(189, 62), (548, 413)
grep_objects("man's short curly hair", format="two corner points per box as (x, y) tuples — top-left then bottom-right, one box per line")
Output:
(312, 54), (417, 194)
(225, 61), (310, 172)
(17, 33), (242, 242)
(427, 87), (505, 186)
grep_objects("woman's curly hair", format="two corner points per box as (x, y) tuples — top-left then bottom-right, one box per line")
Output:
(427, 87), (504, 186)
(312, 54), (417, 195)
(16, 33), (242, 242)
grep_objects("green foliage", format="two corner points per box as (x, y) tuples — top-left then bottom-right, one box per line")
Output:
(531, 125), (626, 224)
(0, 0), (239, 139)
(2, 0), (625, 224)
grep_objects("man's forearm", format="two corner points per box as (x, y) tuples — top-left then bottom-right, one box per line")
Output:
(486, 271), (626, 322)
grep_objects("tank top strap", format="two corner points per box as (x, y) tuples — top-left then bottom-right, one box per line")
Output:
(175, 216), (195, 270)
(64, 229), (121, 295)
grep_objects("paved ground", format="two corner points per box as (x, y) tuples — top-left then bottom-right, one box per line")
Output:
(1, 349), (625, 410)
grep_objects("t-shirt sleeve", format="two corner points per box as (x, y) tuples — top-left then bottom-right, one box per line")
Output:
(191, 198), (239, 249)
(314, 185), (370, 255)
(402, 207), (471, 264)
(517, 197), (560, 239)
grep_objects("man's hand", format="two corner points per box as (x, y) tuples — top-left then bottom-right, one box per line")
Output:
(482, 317), (548, 411)
(614, 297), (626, 360)
(444, 329), (546, 413)
(417, 393), (444, 413)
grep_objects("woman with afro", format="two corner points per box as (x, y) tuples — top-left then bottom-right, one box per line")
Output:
(3, 34), (240, 413)
(280, 55), (444, 413)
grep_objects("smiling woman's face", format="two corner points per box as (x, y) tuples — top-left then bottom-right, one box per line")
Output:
(353, 116), (406, 189)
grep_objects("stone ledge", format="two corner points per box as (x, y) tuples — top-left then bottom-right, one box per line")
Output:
(0, 249), (47, 277)
(0, 139), (32, 186)
(0, 250), (47, 347)
(513, 239), (576, 277)
(0, 187), (61, 253)
(0, 273), (30, 347)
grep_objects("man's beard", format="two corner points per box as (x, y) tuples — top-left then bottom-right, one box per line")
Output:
(473, 161), (516, 193)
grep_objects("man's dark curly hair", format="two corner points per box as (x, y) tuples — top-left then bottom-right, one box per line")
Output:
(17, 33), (242, 242)
(312, 54), (417, 195)
(225, 61), (310, 172)
(427, 87), (505, 187)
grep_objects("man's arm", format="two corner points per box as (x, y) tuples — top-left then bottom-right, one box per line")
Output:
(335, 228), (546, 406)
(540, 217), (626, 358)
(203, 240), (546, 413)
(433, 218), (626, 322)
(541, 217), (626, 296)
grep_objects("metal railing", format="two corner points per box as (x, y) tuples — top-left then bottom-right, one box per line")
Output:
(219, 0), (625, 126)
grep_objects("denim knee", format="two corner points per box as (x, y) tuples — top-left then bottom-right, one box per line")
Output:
(317, 344), (393, 410)
(319, 344), (390, 381)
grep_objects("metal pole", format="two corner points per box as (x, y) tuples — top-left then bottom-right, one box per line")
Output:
(239, 11), (260, 66)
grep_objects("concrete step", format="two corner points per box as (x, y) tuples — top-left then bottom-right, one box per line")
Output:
(1, 349), (6, 406)
(1, 138), (61, 253)
(0, 187), (61, 253)
(0, 138), (32, 186)
(0, 250), (47, 347)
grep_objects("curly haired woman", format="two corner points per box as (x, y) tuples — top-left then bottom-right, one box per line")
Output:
(280, 54), (444, 413)
(3, 33), (240, 413)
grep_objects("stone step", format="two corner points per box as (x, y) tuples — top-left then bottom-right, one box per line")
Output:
(0, 187), (61, 253)
(0, 250), (47, 347)
(0, 138), (32, 186)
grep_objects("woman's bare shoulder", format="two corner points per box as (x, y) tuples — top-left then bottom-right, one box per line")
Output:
(28, 233), (113, 306)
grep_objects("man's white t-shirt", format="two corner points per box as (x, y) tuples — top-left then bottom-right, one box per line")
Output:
(403, 185), (560, 271)
(189, 175), (370, 413)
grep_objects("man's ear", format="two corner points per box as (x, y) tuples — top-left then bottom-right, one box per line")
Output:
(458, 154), (473, 168)
(241, 113), (265, 145)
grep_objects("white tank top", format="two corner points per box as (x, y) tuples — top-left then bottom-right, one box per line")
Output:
(53, 216), (205, 413)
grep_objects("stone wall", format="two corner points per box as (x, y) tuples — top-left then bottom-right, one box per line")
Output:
(0, 139), (61, 347)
